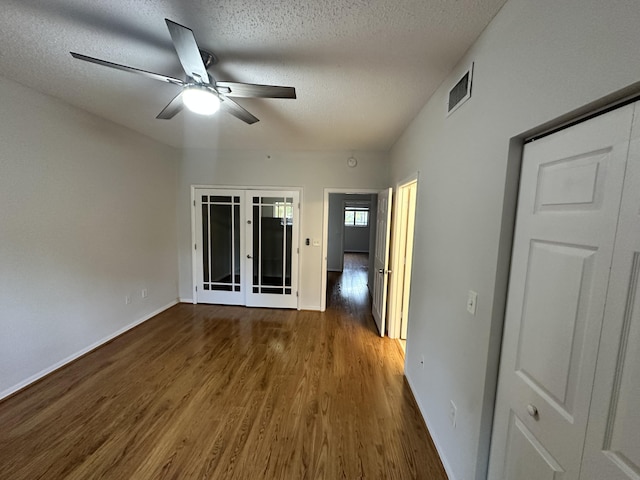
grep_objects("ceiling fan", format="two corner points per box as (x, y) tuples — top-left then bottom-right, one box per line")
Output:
(70, 18), (296, 125)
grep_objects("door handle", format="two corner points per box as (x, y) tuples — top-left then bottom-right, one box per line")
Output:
(247, 254), (252, 259)
(527, 404), (538, 417)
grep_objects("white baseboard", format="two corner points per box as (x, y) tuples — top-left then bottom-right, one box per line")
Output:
(0, 299), (179, 401)
(180, 298), (319, 311)
(405, 371), (458, 480)
(298, 304), (321, 311)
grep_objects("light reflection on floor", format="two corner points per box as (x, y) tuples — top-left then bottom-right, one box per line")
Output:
(327, 253), (370, 309)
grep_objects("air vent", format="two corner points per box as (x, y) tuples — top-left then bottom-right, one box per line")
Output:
(447, 63), (474, 116)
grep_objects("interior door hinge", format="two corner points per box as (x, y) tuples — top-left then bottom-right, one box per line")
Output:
(194, 243), (197, 250)
(296, 291), (299, 297)
(193, 200), (196, 207)
(297, 247), (299, 254)
(195, 286), (198, 292)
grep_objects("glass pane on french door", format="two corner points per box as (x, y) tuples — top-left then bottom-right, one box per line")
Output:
(195, 189), (245, 305)
(245, 191), (299, 309)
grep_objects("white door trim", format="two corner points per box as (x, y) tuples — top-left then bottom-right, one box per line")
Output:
(320, 188), (380, 312)
(388, 172), (419, 339)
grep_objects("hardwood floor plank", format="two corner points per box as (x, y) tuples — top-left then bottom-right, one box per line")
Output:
(0, 254), (447, 479)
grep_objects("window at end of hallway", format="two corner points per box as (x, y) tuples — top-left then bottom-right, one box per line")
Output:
(345, 207), (369, 227)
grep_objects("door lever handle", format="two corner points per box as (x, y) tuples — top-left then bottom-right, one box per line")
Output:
(247, 254), (252, 259)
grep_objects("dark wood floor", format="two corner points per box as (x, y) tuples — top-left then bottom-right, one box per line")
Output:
(0, 257), (447, 479)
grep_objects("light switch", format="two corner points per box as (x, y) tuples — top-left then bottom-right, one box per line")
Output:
(467, 290), (478, 315)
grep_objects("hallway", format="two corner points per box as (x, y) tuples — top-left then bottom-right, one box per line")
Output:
(326, 252), (371, 313)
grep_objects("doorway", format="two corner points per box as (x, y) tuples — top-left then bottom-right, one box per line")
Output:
(388, 177), (419, 353)
(321, 189), (380, 312)
(325, 192), (377, 309)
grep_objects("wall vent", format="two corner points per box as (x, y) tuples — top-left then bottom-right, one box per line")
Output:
(447, 63), (474, 116)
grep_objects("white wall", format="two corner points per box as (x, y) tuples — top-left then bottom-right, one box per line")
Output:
(327, 193), (346, 272)
(390, 1), (640, 479)
(0, 76), (179, 398)
(177, 150), (389, 310)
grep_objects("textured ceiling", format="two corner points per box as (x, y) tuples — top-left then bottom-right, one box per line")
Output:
(0, 0), (507, 151)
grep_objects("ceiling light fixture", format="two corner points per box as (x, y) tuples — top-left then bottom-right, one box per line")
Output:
(182, 85), (220, 116)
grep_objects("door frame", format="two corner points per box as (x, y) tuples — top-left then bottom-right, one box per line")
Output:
(191, 184), (303, 308)
(371, 187), (393, 337)
(387, 173), (419, 339)
(482, 93), (640, 479)
(320, 188), (380, 312)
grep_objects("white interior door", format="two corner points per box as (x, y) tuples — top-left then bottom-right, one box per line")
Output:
(372, 187), (392, 336)
(245, 190), (299, 309)
(581, 106), (640, 480)
(488, 105), (635, 479)
(195, 189), (245, 305)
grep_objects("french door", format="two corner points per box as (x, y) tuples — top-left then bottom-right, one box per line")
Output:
(245, 191), (299, 308)
(194, 188), (299, 309)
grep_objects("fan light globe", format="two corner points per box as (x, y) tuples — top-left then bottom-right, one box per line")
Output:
(183, 86), (220, 115)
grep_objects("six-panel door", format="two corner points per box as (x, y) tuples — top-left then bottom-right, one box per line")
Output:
(488, 105), (634, 479)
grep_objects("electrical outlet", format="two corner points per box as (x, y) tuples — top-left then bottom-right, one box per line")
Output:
(467, 290), (478, 315)
(125, 295), (131, 305)
(449, 400), (457, 428)
(141, 289), (148, 298)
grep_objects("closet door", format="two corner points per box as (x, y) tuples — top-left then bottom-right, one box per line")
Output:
(581, 103), (640, 480)
(245, 191), (299, 309)
(195, 189), (245, 305)
(488, 105), (634, 480)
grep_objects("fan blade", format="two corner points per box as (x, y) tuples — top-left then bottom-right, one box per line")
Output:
(221, 98), (259, 124)
(70, 52), (184, 86)
(165, 19), (210, 84)
(156, 91), (184, 119)
(217, 82), (296, 99)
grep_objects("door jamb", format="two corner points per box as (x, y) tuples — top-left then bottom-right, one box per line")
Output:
(387, 173), (419, 339)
